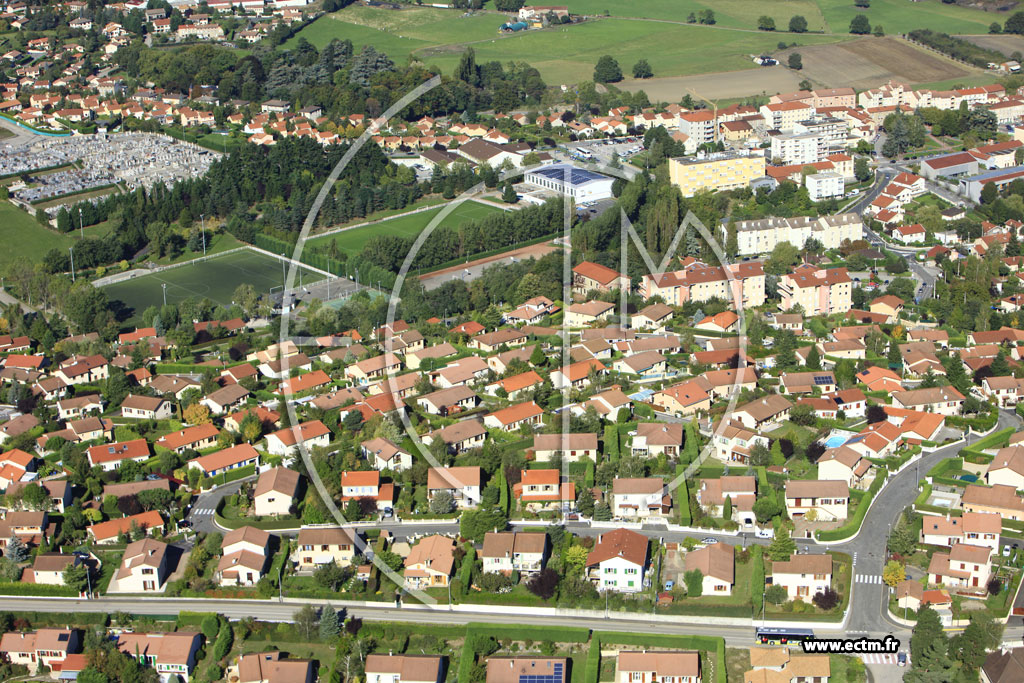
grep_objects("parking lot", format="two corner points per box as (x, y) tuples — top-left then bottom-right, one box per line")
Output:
(564, 136), (645, 166)
(0, 132), (218, 207)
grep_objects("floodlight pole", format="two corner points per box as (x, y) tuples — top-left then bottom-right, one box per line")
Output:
(200, 214), (206, 256)
(69, 247), (75, 282)
(162, 283), (167, 306)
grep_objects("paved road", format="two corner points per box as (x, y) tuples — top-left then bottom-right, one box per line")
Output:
(186, 475), (255, 534)
(843, 408), (1022, 634)
(0, 117), (41, 148)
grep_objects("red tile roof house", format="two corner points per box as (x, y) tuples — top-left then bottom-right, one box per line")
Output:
(187, 443), (260, 478)
(572, 261), (630, 296)
(513, 469), (575, 513)
(87, 510), (164, 544)
(585, 528), (649, 593)
(156, 422), (220, 454)
(611, 477), (671, 519)
(200, 383), (250, 416)
(427, 466), (482, 510)
(119, 394), (173, 420)
(423, 419), (488, 455)
(264, 420), (331, 458)
(615, 651), (700, 683)
(116, 632), (201, 681)
(86, 438), (150, 472)
(340, 470), (395, 512)
(483, 401), (544, 432)
(0, 629), (80, 675)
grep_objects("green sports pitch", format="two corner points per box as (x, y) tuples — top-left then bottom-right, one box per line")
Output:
(306, 199), (506, 257)
(102, 249), (325, 324)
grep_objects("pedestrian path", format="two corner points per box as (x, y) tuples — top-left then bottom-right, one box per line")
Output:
(861, 652), (908, 666)
(855, 574), (883, 584)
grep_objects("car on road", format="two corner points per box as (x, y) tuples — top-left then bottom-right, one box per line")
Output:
(756, 528), (773, 539)
(178, 520), (191, 528)
(898, 653), (907, 667)
(701, 537), (718, 544)
(664, 580), (674, 590)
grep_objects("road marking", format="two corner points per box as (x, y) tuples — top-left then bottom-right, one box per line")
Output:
(861, 652), (908, 666)
(855, 574), (883, 584)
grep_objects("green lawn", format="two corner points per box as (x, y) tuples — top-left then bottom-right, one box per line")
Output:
(306, 199), (506, 257)
(285, 11), (433, 59)
(102, 248), (326, 325)
(816, 0), (997, 35)
(151, 231), (243, 265)
(424, 18), (846, 83)
(0, 202), (74, 269)
(565, 0), (830, 33)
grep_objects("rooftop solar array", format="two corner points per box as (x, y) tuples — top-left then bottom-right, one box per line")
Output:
(532, 165), (606, 185)
(519, 663), (564, 683)
(813, 375), (832, 385)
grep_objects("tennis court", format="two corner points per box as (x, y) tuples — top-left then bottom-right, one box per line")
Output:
(102, 248), (325, 324)
(307, 199), (506, 257)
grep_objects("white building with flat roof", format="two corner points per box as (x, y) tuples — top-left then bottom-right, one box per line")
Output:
(806, 172), (844, 201)
(523, 164), (614, 203)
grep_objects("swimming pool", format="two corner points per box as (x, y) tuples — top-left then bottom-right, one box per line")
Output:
(824, 435), (847, 448)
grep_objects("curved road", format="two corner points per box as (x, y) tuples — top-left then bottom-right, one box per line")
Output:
(11, 411), (1019, 659)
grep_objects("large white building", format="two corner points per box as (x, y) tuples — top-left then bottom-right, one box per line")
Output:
(806, 172), (844, 201)
(523, 164), (614, 203)
(729, 213), (862, 256)
(771, 132), (821, 166)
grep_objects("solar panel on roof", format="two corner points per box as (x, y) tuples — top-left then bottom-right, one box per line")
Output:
(814, 376), (832, 385)
(533, 165), (605, 185)
(519, 663), (564, 683)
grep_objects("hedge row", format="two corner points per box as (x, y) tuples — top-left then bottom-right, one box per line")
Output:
(676, 471), (691, 526)
(927, 458), (963, 479)
(604, 424), (619, 462)
(816, 476), (883, 542)
(200, 463), (256, 488)
(960, 427), (1014, 461)
(0, 582), (76, 597)
(592, 631), (726, 683)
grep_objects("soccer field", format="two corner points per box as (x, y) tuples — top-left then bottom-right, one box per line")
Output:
(307, 200), (506, 257)
(102, 249), (325, 325)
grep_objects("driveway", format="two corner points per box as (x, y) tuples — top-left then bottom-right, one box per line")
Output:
(187, 475), (256, 534)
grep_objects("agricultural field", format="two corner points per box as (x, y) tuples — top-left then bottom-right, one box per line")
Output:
(615, 68), (807, 103)
(290, 0), (1006, 88)
(419, 19), (846, 84)
(775, 36), (974, 90)
(0, 202), (74, 268)
(102, 248), (325, 324)
(956, 33), (1024, 58)
(306, 199), (506, 258)
(815, 0), (1002, 35)
(565, 0), (830, 32)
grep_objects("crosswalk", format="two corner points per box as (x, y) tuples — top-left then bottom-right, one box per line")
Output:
(861, 652), (909, 666)
(855, 574), (883, 584)
(190, 507), (216, 516)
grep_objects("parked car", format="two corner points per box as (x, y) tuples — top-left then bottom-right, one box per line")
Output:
(701, 537), (718, 544)
(664, 580), (674, 590)
(756, 528), (773, 539)
(898, 652), (907, 667)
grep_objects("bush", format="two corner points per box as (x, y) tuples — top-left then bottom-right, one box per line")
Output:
(812, 587), (840, 610)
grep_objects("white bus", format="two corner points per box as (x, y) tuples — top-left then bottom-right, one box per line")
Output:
(576, 147), (593, 159)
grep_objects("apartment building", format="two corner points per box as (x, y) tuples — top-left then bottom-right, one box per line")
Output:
(778, 265), (852, 316)
(730, 213), (862, 256)
(640, 259), (766, 308)
(668, 150), (766, 197)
